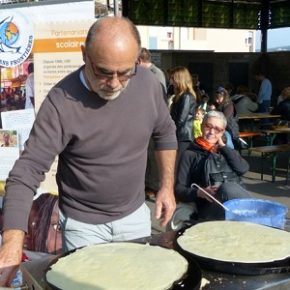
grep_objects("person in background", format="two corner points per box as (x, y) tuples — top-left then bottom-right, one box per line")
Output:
(272, 86), (290, 120)
(138, 48), (168, 199)
(191, 73), (202, 104)
(170, 66), (196, 161)
(255, 71), (272, 113)
(224, 83), (234, 98)
(231, 85), (258, 115)
(271, 86), (290, 144)
(214, 87), (240, 149)
(277, 87), (287, 105)
(138, 47), (167, 93)
(198, 92), (210, 112)
(23, 193), (61, 255)
(175, 110), (251, 220)
(0, 132), (10, 147)
(25, 63), (34, 109)
(0, 16), (177, 287)
(193, 107), (205, 139)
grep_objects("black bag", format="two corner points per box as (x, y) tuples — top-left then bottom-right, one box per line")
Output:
(203, 153), (241, 187)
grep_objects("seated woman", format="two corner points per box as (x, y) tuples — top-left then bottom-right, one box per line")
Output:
(24, 193), (62, 255)
(175, 110), (251, 221)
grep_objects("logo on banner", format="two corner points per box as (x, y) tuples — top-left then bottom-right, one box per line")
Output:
(0, 10), (34, 67)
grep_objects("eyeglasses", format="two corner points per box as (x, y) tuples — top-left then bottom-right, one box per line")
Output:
(204, 123), (224, 134)
(87, 55), (137, 82)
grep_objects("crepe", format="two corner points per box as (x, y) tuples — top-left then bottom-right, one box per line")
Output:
(46, 242), (188, 290)
(177, 221), (290, 263)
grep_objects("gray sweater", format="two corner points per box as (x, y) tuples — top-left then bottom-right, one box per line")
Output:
(3, 66), (177, 232)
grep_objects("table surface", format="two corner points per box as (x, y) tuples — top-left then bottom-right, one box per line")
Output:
(21, 222), (290, 290)
(270, 127), (290, 133)
(238, 113), (281, 120)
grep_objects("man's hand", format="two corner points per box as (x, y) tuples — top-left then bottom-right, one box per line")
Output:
(0, 230), (25, 287)
(154, 149), (177, 228)
(155, 187), (176, 227)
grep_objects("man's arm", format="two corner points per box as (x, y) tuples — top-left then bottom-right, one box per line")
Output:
(154, 149), (176, 227)
(0, 229), (25, 287)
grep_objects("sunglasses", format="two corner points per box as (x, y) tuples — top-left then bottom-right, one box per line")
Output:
(204, 123), (224, 134)
(87, 55), (137, 82)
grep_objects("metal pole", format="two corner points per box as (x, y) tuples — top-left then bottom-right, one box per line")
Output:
(260, 0), (269, 53)
(114, 0), (119, 16)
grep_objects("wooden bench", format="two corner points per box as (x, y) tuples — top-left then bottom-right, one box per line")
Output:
(239, 132), (263, 138)
(249, 144), (290, 183)
(262, 129), (290, 145)
(238, 131), (264, 153)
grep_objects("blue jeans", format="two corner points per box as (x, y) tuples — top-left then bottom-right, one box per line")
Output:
(60, 203), (151, 252)
(258, 100), (271, 113)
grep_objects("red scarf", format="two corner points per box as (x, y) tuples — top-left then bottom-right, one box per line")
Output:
(195, 137), (217, 153)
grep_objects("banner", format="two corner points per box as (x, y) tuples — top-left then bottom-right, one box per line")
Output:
(0, 1), (95, 194)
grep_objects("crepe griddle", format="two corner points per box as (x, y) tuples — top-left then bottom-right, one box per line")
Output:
(176, 225), (290, 276)
(45, 242), (202, 290)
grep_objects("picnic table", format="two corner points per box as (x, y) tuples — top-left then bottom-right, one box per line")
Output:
(238, 113), (281, 132)
(238, 113), (281, 120)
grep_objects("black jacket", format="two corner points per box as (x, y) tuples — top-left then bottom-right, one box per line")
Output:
(271, 99), (290, 121)
(175, 142), (249, 203)
(170, 92), (196, 141)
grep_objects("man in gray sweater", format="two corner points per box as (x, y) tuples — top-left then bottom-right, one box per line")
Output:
(0, 17), (177, 286)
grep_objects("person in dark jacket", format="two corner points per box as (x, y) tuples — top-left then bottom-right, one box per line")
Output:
(175, 110), (251, 220)
(271, 86), (290, 121)
(214, 86), (240, 149)
(170, 66), (196, 161)
(271, 86), (290, 144)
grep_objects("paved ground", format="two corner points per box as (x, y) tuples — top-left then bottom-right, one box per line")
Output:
(242, 150), (290, 218)
(148, 150), (290, 234)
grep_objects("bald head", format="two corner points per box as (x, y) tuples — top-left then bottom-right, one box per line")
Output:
(85, 17), (141, 53)
(82, 16), (141, 71)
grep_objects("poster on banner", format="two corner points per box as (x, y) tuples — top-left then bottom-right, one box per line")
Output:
(1, 108), (35, 150)
(0, 129), (19, 181)
(33, 20), (94, 109)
